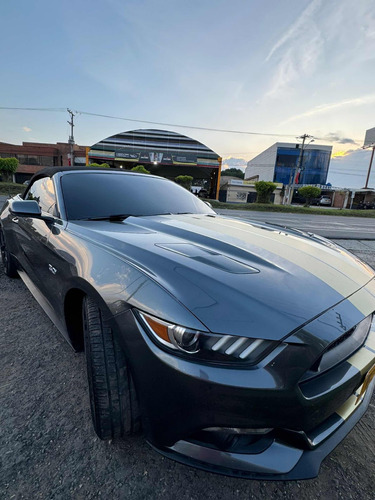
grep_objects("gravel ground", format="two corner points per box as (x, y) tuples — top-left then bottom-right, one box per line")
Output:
(1, 241), (375, 500)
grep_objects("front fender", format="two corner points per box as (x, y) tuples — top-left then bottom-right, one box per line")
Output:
(58, 230), (209, 332)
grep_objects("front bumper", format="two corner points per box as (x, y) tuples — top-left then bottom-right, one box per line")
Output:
(114, 280), (375, 480)
(152, 377), (375, 480)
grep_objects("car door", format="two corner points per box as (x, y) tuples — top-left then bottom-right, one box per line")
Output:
(15, 177), (61, 296)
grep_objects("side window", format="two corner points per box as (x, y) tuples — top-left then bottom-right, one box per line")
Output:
(26, 178), (58, 217)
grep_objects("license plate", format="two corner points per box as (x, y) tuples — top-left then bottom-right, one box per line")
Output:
(356, 363), (375, 405)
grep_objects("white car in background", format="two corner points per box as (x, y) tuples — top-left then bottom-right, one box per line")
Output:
(319, 196), (332, 206)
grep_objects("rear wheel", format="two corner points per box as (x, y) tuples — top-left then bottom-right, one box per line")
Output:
(0, 230), (18, 278)
(82, 296), (140, 440)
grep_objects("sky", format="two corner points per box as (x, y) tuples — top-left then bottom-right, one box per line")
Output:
(1, 0), (375, 188)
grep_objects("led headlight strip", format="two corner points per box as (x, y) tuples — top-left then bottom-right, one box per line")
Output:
(139, 311), (273, 364)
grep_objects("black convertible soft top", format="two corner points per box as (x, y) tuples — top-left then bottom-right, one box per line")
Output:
(24, 166), (156, 198)
(29, 166), (141, 182)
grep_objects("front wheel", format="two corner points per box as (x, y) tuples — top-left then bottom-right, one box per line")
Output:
(0, 230), (18, 278)
(82, 296), (140, 440)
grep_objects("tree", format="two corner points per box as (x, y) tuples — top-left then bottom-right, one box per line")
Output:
(0, 157), (19, 182)
(175, 175), (193, 191)
(254, 181), (277, 204)
(298, 186), (321, 206)
(89, 162), (110, 168)
(131, 165), (150, 174)
(221, 168), (244, 179)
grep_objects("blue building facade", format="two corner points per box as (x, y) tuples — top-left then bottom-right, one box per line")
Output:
(274, 146), (331, 185)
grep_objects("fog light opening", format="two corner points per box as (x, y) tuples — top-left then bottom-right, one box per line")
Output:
(188, 427), (275, 454)
(204, 427), (273, 436)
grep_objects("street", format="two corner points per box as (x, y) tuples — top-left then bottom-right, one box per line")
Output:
(1, 195), (375, 239)
(215, 209), (375, 240)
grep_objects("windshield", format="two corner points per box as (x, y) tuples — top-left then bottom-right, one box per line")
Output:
(60, 172), (215, 220)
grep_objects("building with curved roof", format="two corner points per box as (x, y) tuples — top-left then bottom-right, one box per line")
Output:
(88, 129), (222, 198)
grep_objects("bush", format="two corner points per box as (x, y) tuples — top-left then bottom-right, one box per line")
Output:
(221, 168), (244, 179)
(254, 181), (277, 204)
(175, 175), (193, 191)
(0, 182), (25, 195)
(131, 165), (150, 174)
(89, 162), (110, 168)
(298, 186), (321, 206)
(0, 158), (19, 182)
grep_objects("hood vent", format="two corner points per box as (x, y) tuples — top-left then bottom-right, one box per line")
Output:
(155, 243), (260, 274)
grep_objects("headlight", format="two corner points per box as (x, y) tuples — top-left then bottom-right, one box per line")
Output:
(138, 311), (275, 366)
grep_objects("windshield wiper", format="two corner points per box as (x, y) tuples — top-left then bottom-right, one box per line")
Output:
(81, 214), (132, 221)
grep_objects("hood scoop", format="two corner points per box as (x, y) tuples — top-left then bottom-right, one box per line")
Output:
(156, 243), (260, 274)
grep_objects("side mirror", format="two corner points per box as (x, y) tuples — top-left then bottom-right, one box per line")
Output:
(9, 200), (54, 222)
(204, 201), (213, 209)
(10, 200), (42, 217)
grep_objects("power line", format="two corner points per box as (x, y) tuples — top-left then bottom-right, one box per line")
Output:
(75, 109), (301, 138)
(329, 172), (372, 177)
(329, 168), (367, 173)
(77, 110), (363, 143)
(1, 106), (298, 137)
(0, 106), (66, 112)
(0, 106), (363, 144)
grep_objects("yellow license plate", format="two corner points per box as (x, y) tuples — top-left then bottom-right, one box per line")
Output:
(356, 363), (375, 405)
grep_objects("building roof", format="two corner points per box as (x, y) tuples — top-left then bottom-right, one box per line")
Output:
(89, 128), (220, 168)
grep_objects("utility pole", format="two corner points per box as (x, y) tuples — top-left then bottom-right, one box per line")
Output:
(362, 127), (375, 189)
(364, 145), (375, 189)
(284, 134), (313, 205)
(67, 108), (75, 167)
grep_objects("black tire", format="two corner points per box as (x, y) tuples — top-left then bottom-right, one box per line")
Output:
(0, 229), (18, 278)
(82, 296), (140, 440)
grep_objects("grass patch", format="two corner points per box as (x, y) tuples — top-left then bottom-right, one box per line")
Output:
(209, 200), (375, 218)
(0, 182), (26, 196)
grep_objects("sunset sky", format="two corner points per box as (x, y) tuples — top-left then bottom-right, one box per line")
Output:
(1, 0), (374, 187)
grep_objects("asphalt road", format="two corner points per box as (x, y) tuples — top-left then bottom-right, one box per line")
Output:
(1, 242), (375, 499)
(215, 209), (375, 240)
(2, 194), (374, 239)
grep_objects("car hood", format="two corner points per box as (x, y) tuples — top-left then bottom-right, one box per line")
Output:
(70, 214), (375, 341)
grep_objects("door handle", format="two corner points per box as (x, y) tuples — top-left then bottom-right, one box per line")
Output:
(12, 217), (19, 224)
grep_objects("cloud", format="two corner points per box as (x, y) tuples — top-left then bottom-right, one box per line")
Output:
(280, 93), (375, 125)
(322, 133), (358, 145)
(265, 0), (322, 62)
(264, 0), (375, 99)
(22, 126), (32, 132)
(222, 157), (247, 168)
(264, 3), (324, 98)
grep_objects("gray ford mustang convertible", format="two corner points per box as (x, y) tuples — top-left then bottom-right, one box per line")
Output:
(1, 167), (375, 480)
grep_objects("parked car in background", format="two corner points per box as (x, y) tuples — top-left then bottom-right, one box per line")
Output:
(1, 167), (375, 480)
(197, 188), (209, 198)
(318, 196), (332, 206)
(357, 200), (375, 210)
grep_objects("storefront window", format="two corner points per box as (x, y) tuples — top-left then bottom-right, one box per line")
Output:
(40, 156), (55, 166)
(27, 155), (39, 165)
